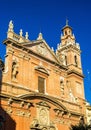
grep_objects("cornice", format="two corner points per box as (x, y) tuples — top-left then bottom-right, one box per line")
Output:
(1, 91), (83, 117)
(58, 44), (81, 53)
(0, 93), (33, 105)
(19, 93), (68, 111)
(18, 93), (83, 117)
(67, 69), (84, 78)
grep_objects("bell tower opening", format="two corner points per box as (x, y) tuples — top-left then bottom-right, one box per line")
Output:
(74, 55), (78, 67)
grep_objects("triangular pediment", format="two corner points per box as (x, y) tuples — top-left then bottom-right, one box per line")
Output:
(23, 40), (59, 63)
(35, 66), (49, 76)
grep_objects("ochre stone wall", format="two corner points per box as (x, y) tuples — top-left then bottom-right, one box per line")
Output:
(0, 21), (86, 130)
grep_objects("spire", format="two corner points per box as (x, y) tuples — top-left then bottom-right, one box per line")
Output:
(66, 19), (68, 26)
(60, 20), (75, 46)
(62, 19), (72, 31)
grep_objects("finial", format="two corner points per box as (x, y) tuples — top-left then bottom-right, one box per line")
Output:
(25, 32), (29, 39)
(66, 18), (69, 26)
(51, 47), (54, 52)
(37, 32), (43, 40)
(19, 29), (23, 36)
(56, 50), (58, 55)
(57, 43), (59, 50)
(8, 20), (14, 32)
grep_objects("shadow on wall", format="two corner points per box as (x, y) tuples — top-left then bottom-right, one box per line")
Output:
(0, 107), (16, 130)
(0, 59), (16, 130)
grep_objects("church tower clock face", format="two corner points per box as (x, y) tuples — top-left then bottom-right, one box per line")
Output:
(39, 108), (48, 125)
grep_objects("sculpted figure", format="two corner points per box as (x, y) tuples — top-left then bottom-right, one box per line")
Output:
(12, 61), (18, 79)
(8, 20), (14, 32)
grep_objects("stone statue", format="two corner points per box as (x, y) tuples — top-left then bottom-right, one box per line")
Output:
(69, 89), (75, 102)
(8, 20), (14, 32)
(25, 32), (28, 39)
(19, 29), (23, 36)
(61, 53), (66, 65)
(12, 61), (18, 79)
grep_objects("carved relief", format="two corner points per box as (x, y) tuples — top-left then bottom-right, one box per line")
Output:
(16, 110), (31, 117)
(16, 110), (25, 116)
(69, 89), (76, 103)
(7, 47), (14, 54)
(8, 98), (13, 105)
(37, 44), (46, 56)
(53, 117), (64, 124)
(39, 108), (48, 125)
(5, 107), (13, 114)
(25, 112), (31, 117)
(26, 103), (31, 109)
(54, 108), (65, 117)
(30, 101), (57, 130)
(36, 101), (50, 126)
(35, 66), (49, 76)
(59, 52), (67, 65)
(42, 127), (48, 130)
(49, 126), (56, 130)
(36, 101), (50, 109)
(20, 101), (24, 108)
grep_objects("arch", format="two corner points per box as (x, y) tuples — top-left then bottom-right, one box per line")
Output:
(18, 93), (68, 112)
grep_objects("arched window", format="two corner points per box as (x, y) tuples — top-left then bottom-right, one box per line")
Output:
(65, 30), (67, 35)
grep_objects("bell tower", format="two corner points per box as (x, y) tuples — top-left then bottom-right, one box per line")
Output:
(56, 20), (85, 102)
(57, 20), (82, 73)
(61, 19), (75, 46)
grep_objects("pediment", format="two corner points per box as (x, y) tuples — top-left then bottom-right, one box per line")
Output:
(19, 93), (68, 112)
(35, 66), (49, 76)
(23, 40), (59, 63)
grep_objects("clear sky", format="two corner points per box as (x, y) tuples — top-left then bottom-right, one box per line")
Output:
(0, 0), (91, 103)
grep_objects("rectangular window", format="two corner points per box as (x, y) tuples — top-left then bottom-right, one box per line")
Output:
(38, 76), (45, 93)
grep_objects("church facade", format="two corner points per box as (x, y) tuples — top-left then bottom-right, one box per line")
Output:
(0, 21), (86, 130)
